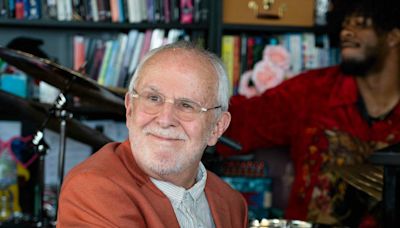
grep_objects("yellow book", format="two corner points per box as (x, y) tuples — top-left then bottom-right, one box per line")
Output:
(221, 35), (235, 96)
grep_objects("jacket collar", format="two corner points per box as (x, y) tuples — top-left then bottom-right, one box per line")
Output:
(204, 174), (232, 228)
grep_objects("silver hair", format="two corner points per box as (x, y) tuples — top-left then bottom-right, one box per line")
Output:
(127, 41), (230, 112)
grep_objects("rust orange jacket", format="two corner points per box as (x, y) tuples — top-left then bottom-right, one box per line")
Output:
(57, 140), (248, 227)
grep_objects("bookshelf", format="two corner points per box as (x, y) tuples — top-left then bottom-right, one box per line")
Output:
(0, 18), (209, 30)
(0, 0), (218, 86)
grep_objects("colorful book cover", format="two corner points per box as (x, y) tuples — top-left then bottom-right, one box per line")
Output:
(180, 0), (192, 24)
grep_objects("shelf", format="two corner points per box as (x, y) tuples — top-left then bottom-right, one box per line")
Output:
(0, 19), (209, 31)
(223, 23), (327, 33)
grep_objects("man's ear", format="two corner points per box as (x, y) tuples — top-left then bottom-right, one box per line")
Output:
(387, 28), (400, 47)
(207, 112), (231, 146)
(125, 92), (132, 119)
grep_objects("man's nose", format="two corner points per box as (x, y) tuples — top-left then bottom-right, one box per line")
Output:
(156, 99), (178, 127)
(340, 26), (354, 39)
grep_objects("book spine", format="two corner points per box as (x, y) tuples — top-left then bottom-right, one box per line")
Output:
(180, 0), (192, 24)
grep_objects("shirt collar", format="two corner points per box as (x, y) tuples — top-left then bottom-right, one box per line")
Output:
(150, 162), (207, 204)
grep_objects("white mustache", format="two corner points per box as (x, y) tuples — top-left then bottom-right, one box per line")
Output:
(143, 126), (188, 140)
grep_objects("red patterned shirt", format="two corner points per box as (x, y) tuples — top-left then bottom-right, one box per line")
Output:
(218, 66), (400, 226)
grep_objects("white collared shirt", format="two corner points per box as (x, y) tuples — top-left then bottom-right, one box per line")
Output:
(150, 162), (215, 228)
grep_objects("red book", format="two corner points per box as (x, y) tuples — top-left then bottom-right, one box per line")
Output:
(15, 0), (24, 19)
(246, 37), (255, 70)
(180, 0), (193, 24)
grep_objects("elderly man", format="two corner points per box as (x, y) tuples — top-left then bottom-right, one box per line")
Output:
(57, 41), (248, 227)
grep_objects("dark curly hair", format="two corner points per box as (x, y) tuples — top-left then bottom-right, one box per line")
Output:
(326, 0), (400, 45)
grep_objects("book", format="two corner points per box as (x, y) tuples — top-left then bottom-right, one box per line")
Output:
(193, 0), (200, 23)
(8, 0), (15, 18)
(139, 29), (153, 61)
(110, 33), (128, 86)
(110, 0), (119, 22)
(239, 34), (248, 75)
(170, 0), (179, 23)
(118, 30), (139, 87)
(83, 0), (93, 21)
(23, 0), (29, 19)
(28, 0), (40, 19)
(84, 37), (99, 77)
(96, 0), (106, 21)
(56, 0), (66, 20)
(221, 35), (235, 95)
(138, 0), (147, 22)
(97, 40), (114, 85)
(232, 35), (241, 95)
(246, 37), (255, 70)
(287, 33), (302, 75)
(163, 0), (170, 23)
(73, 35), (86, 72)
(180, 0), (193, 24)
(117, 0), (125, 22)
(104, 38), (121, 86)
(15, 0), (24, 19)
(46, 0), (58, 19)
(103, 0), (112, 21)
(149, 29), (165, 50)
(127, 0), (138, 22)
(154, 0), (161, 22)
(72, 0), (85, 21)
(128, 32), (145, 78)
(0, 73), (28, 98)
(90, 0), (99, 21)
(0, 0), (8, 18)
(166, 29), (183, 44)
(199, 0), (208, 22)
(127, 0), (143, 22)
(146, 0), (154, 22)
(89, 40), (106, 81)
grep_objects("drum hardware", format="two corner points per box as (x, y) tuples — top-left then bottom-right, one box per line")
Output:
(0, 47), (122, 226)
(249, 218), (313, 228)
(29, 76), (74, 227)
(369, 143), (400, 228)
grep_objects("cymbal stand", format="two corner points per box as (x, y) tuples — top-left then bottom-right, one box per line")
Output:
(31, 130), (49, 227)
(52, 93), (72, 207)
(30, 79), (74, 226)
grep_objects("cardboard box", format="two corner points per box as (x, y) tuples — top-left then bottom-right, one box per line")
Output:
(223, 0), (315, 27)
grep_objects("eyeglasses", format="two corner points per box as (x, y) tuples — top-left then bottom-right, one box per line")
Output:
(131, 89), (221, 121)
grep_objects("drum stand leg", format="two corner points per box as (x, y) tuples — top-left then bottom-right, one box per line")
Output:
(382, 166), (400, 227)
(32, 131), (48, 227)
(31, 92), (72, 227)
(54, 108), (72, 218)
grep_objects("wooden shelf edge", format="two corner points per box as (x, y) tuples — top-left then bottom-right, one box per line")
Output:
(223, 23), (327, 33)
(0, 19), (209, 31)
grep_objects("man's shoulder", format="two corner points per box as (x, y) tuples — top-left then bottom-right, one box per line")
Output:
(292, 66), (342, 82)
(275, 66), (344, 94)
(64, 142), (127, 181)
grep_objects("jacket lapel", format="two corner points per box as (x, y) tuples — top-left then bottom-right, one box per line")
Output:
(205, 186), (231, 228)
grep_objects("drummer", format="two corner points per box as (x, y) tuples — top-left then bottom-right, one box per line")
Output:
(217, 0), (400, 226)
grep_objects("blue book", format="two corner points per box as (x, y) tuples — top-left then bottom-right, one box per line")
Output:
(0, 73), (28, 98)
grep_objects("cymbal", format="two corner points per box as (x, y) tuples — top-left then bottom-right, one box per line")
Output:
(0, 47), (125, 116)
(0, 90), (112, 150)
(333, 164), (383, 201)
